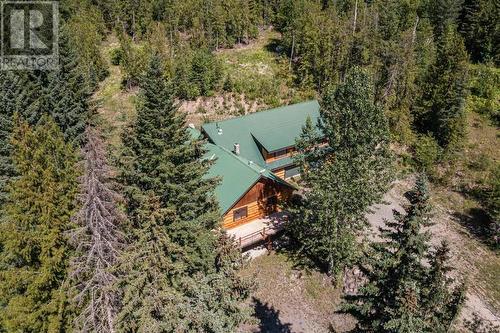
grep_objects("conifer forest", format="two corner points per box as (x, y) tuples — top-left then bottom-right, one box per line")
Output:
(0, 0), (498, 332)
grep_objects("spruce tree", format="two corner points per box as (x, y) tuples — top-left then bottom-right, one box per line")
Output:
(294, 115), (321, 170)
(423, 241), (466, 331)
(417, 24), (469, 151)
(69, 127), (125, 332)
(344, 175), (465, 332)
(0, 115), (79, 332)
(427, 0), (464, 38)
(11, 33), (92, 145)
(0, 73), (21, 206)
(288, 67), (393, 277)
(117, 54), (250, 331)
(41, 33), (93, 144)
(459, 0), (499, 64)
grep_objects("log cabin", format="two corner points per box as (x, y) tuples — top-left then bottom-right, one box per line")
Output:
(191, 100), (322, 230)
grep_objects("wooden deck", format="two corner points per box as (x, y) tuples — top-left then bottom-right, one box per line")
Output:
(226, 212), (288, 249)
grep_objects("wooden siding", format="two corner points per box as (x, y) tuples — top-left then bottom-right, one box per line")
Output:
(273, 168), (285, 179)
(261, 146), (296, 163)
(222, 178), (293, 229)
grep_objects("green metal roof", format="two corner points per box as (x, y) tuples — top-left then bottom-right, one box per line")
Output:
(203, 143), (291, 215)
(266, 156), (295, 170)
(202, 100), (321, 169)
(187, 126), (201, 140)
(200, 100), (320, 215)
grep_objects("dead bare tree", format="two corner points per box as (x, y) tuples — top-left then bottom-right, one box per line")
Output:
(69, 127), (125, 333)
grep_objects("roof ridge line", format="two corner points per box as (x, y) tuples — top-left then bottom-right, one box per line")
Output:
(216, 144), (267, 176)
(203, 100), (319, 126)
(217, 144), (296, 190)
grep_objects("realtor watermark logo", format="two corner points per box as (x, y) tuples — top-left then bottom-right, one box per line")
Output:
(1, 1), (59, 70)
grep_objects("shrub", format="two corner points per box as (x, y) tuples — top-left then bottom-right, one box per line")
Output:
(223, 76), (234, 92)
(469, 64), (500, 125)
(464, 313), (500, 333)
(414, 134), (441, 174)
(173, 48), (222, 100)
(110, 47), (124, 66)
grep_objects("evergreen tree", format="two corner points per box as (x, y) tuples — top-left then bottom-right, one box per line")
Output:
(426, 0), (463, 37)
(344, 175), (465, 332)
(42, 33), (93, 143)
(0, 115), (79, 332)
(117, 54), (250, 331)
(69, 127), (125, 332)
(288, 68), (393, 277)
(294, 115), (321, 170)
(3, 35), (92, 145)
(0, 73), (25, 206)
(459, 0), (499, 64)
(375, 0), (420, 143)
(417, 24), (469, 151)
(64, 4), (108, 89)
(422, 241), (466, 331)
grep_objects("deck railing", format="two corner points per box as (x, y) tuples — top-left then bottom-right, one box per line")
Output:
(237, 219), (286, 249)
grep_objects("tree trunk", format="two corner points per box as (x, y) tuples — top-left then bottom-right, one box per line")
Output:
(353, 0), (358, 35)
(412, 15), (420, 45)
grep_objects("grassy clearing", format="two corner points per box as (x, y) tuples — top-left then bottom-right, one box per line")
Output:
(217, 29), (316, 108)
(432, 110), (498, 238)
(181, 29), (316, 126)
(93, 34), (137, 148)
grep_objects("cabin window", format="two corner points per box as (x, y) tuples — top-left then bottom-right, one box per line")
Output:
(272, 148), (288, 158)
(233, 207), (248, 221)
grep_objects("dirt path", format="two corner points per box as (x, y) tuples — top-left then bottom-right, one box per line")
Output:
(366, 177), (500, 327)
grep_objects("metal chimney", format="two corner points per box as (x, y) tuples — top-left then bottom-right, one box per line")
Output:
(233, 143), (240, 155)
(216, 123), (223, 135)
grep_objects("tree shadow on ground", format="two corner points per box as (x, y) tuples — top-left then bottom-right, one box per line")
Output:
(451, 207), (498, 250)
(264, 38), (284, 55)
(252, 297), (293, 333)
(272, 227), (333, 276)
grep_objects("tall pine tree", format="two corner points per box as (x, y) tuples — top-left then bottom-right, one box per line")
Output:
(459, 0), (499, 64)
(344, 175), (465, 332)
(0, 115), (79, 332)
(117, 54), (250, 332)
(288, 67), (393, 277)
(0, 73), (23, 206)
(417, 23), (469, 152)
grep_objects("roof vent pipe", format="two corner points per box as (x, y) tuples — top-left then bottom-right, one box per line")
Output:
(233, 143), (240, 155)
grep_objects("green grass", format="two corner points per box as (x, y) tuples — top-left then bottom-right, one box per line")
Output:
(478, 259), (500, 308)
(430, 108), (500, 311)
(93, 34), (137, 148)
(216, 30), (315, 108)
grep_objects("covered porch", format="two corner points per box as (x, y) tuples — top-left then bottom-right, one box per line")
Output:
(226, 212), (289, 249)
